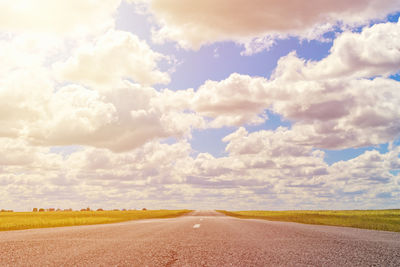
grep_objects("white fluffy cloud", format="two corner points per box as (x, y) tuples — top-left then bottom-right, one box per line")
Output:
(0, 0), (120, 36)
(0, 24), (192, 152)
(0, 35), (201, 152)
(188, 20), (400, 149)
(272, 76), (400, 149)
(2, 3), (397, 152)
(0, 139), (196, 210)
(21, 82), (203, 152)
(2, 132), (398, 211)
(192, 74), (269, 127)
(0, 50), (53, 139)
(1, 0), (400, 211)
(54, 30), (171, 87)
(67, 141), (193, 183)
(328, 148), (400, 204)
(190, 72), (400, 148)
(273, 20), (400, 80)
(267, 21), (400, 148)
(185, 128), (400, 209)
(132, 0), (400, 53)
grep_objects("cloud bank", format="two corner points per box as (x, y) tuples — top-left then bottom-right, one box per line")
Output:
(0, 0), (121, 36)
(132, 0), (400, 53)
(0, 1), (399, 210)
(190, 20), (400, 149)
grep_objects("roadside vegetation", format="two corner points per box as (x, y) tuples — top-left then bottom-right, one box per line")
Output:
(0, 209), (191, 231)
(218, 209), (400, 232)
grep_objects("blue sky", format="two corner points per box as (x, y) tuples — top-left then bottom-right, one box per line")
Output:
(0, 0), (400, 211)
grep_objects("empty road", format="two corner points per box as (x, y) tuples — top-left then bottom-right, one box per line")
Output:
(1, 210), (399, 266)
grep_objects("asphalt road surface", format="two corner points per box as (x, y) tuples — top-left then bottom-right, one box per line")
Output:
(1, 210), (400, 266)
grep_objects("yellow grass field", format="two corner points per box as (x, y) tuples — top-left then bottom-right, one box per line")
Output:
(219, 209), (400, 232)
(0, 210), (191, 231)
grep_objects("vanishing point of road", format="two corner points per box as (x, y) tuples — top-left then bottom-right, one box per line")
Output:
(1, 210), (399, 266)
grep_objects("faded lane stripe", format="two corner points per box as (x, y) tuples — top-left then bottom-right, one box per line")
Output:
(193, 224), (200, 229)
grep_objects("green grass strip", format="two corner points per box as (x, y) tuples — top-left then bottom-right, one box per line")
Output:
(0, 210), (191, 231)
(218, 209), (400, 232)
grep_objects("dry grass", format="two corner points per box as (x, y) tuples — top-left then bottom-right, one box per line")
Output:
(0, 210), (191, 231)
(218, 209), (400, 232)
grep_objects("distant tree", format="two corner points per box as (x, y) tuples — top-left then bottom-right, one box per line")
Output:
(39, 208), (45, 212)
(0, 209), (12, 212)
(56, 208), (61, 211)
(48, 208), (55, 212)
(113, 209), (120, 211)
(33, 208), (38, 212)
(142, 208), (147, 211)
(96, 208), (104, 211)
(122, 209), (126, 211)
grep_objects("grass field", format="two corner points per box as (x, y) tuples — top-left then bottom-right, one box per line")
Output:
(218, 209), (400, 232)
(0, 210), (191, 231)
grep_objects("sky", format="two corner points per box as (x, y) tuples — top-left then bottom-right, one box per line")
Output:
(1, 0), (400, 211)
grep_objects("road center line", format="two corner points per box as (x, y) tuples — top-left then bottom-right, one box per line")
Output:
(193, 224), (201, 229)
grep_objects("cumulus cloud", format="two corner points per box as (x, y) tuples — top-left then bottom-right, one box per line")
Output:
(1, 0), (400, 211)
(328, 148), (400, 205)
(0, 138), (46, 166)
(132, 0), (400, 53)
(0, 0), (120, 36)
(54, 30), (171, 87)
(272, 77), (400, 149)
(0, 47), (53, 139)
(66, 140), (193, 184)
(192, 74), (270, 127)
(185, 126), (329, 201)
(267, 19), (400, 148)
(273, 20), (400, 80)
(2, 19), (399, 152)
(0, 35), (201, 152)
(188, 20), (400, 148)
(1, 132), (399, 210)
(189, 74), (400, 148)
(186, 128), (400, 209)
(5, 2), (398, 154)
(23, 82), (204, 152)
(0, 139), (195, 210)
(0, 27), (196, 152)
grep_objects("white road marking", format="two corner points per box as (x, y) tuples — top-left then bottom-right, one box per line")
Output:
(193, 224), (201, 229)
(200, 218), (203, 221)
